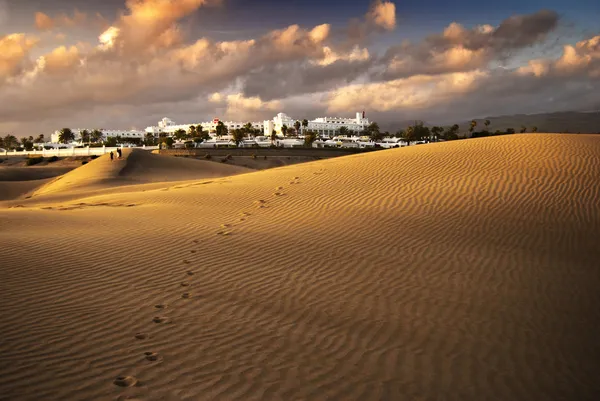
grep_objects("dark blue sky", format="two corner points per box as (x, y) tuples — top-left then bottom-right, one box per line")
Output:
(4, 0), (598, 41)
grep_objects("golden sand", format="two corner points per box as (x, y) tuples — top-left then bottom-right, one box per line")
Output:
(0, 135), (599, 400)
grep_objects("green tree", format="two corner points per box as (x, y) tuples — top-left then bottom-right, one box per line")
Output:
(395, 129), (405, 139)
(430, 126), (443, 141)
(484, 119), (491, 132)
(34, 134), (45, 144)
(244, 122), (254, 137)
(532, 126), (538, 133)
(270, 129), (277, 144)
(338, 126), (349, 137)
(215, 121), (227, 139)
(367, 122), (383, 142)
(58, 128), (75, 144)
(80, 129), (90, 144)
(174, 129), (187, 141)
(402, 126), (414, 146)
(2, 134), (19, 150)
(281, 124), (288, 137)
(444, 124), (460, 141)
(188, 125), (197, 138)
(294, 120), (301, 136)
(231, 128), (246, 146)
(469, 120), (477, 133)
(302, 119), (309, 131)
(91, 129), (103, 143)
(21, 137), (34, 151)
(404, 121), (430, 144)
(304, 130), (318, 147)
(104, 136), (117, 147)
(144, 132), (156, 146)
(520, 126), (527, 133)
(506, 128), (516, 135)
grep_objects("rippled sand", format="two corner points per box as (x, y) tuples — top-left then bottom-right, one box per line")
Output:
(1, 134), (599, 401)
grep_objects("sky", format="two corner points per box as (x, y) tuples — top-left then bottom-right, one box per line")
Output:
(0, 0), (599, 136)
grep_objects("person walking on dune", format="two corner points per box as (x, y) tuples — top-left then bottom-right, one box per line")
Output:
(110, 151), (114, 161)
(117, 148), (122, 158)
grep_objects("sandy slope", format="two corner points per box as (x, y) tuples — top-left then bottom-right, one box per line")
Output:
(30, 148), (251, 198)
(0, 134), (599, 401)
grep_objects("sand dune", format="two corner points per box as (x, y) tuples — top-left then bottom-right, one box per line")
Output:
(29, 148), (251, 198)
(1, 134), (599, 400)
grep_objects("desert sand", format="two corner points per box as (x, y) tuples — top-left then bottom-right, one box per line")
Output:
(0, 135), (599, 400)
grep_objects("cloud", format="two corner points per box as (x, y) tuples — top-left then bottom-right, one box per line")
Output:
(517, 35), (600, 78)
(209, 92), (282, 120)
(34, 10), (87, 31)
(108, 0), (220, 53)
(379, 10), (560, 79)
(326, 70), (488, 113)
(0, 34), (39, 83)
(368, 0), (396, 31)
(1, 3), (600, 137)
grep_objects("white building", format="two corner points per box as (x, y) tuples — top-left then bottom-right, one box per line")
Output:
(306, 112), (370, 136)
(145, 117), (265, 135)
(146, 111), (370, 138)
(50, 129), (145, 144)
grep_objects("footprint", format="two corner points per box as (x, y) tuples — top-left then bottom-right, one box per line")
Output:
(273, 192), (285, 196)
(217, 231), (231, 236)
(186, 271), (194, 276)
(193, 240), (199, 244)
(154, 304), (166, 309)
(134, 332), (149, 340)
(239, 218), (246, 222)
(294, 176), (300, 180)
(180, 282), (190, 287)
(152, 316), (168, 323)
(220, 224), (231, 228)
(182, 260), (191, 264)
(240, 212), (251, 216)
(114, 376), (138, 387)
(275, 186), (283, 190)
(254, 200), (266, 205)
(182, 292), (191, 299)
(144, 352), (161, 362)
(190, 250), (197, 254)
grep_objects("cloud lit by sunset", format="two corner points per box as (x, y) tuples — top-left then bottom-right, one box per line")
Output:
(0, 0), (598, 134)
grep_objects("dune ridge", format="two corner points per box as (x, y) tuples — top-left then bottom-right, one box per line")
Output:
(0, 134), (599, 400)
(30, 148), (251, 198)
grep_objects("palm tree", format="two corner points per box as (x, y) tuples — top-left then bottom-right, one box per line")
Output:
(281, 124), (288, 138)
(294, 120), (301, 136)
(304, 130), (318, 147)
(188, 125), (197, 138)
(91, 129), (103, 143)
(430, 126), (443, 141)
(174, 129), (187, 141)
(338, 126), (349, 137)
(215, 121), (227, 139)
(34, 134), (45, 144)
(270, 129), (277, 145)
(484, 120), (491, 132)
(402, 126), (414, 146)
(469, 120), (477, 133)
(144, 132), (156, 146)
(232, 129), (246, 146)
(80, 129), (90, 145)
(532, 126), (538, 133)
(2, 134), (19, 150)
(244, 122), (253, 136)
(58, 128), (75, 144)
(302, 119), (309, 132)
